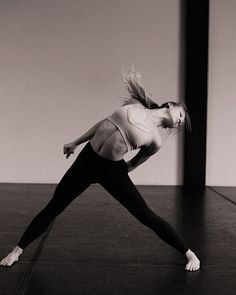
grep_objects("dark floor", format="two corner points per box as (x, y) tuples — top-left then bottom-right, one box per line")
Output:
(0, 184), (235, 295)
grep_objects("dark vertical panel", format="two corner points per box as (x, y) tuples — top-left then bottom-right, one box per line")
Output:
(183, 0), (209, 187)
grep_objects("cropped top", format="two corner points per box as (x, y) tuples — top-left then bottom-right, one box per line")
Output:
(106, 104), (156, 151)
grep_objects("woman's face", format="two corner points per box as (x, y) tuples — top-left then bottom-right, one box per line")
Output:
(167, 105), (185, 128)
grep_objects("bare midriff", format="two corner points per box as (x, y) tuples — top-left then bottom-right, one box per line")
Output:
(90, 119), (128, 161)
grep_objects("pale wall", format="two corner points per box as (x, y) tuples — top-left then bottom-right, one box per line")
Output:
(206, 0), (236, 186)
(0, 0), (183, 184)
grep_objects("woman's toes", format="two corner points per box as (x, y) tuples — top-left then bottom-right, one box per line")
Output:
(1, 261), (6, 266)
(0, 255), (17, 267)
(185, 263), (199, 271)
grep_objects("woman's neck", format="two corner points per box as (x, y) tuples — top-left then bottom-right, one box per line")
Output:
(148, 108), (169, 128)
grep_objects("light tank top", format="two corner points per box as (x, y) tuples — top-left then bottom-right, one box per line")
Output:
(106, 104), (156, 151)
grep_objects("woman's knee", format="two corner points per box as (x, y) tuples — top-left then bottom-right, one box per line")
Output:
(53, 183), (67, 197)
(39, 190), (68, 219)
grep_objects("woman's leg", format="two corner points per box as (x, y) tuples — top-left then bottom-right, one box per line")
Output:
(17, 163), (92, 250)
(100, 174), (188, 254)
(99, 165), (200, 271)
(1, 150), (92, 266)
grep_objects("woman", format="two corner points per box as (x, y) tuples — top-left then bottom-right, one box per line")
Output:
(0, 69), (200, 271)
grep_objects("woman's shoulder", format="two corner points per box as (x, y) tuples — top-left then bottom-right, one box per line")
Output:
(143, 135), (161, 154)
(152, 130), (162, 147)
(122, 100), (145, 108)
(112, 102), (145, 115)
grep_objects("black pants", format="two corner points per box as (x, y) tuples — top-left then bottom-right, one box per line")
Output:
(18, 142), (189, 254)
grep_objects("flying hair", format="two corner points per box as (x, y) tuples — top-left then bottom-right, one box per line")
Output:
(121, 67), (192, 132)
(122, 67), (159, 109)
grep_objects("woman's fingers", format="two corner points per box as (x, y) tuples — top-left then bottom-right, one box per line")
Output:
(66, 152), (72, 159)
(63, 144), (75, 158)
(63, 146), (68, 154)
(66, 151), (74, 159)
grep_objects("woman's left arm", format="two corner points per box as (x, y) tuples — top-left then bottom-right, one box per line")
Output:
(126, 141), (160, 172)
(63, 119), (105, 158)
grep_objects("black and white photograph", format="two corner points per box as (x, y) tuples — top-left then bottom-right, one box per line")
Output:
(0, 0), (235, 294)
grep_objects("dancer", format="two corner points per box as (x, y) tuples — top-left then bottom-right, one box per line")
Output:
(0, 69), (200, 271)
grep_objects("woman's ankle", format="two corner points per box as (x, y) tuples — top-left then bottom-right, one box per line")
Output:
(13, 246), (23, 254)
(185, 249), (192, 256)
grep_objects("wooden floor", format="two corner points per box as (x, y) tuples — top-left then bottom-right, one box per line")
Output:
(0, 184), (235, 295)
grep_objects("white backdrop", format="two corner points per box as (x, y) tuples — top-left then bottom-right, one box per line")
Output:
(0, 0), (183, 184)
(207, 0), (236, 186)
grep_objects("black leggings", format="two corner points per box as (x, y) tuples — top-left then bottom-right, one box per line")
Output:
(17, 142), (189, 254)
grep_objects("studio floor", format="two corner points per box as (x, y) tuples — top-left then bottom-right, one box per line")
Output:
(0, 184), (235, 295)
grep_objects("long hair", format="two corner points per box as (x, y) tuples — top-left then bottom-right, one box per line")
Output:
(122, 67), (191, 132)
(122, 67), (160, 109)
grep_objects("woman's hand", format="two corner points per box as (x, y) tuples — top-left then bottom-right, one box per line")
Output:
(63, 143), (77, 159)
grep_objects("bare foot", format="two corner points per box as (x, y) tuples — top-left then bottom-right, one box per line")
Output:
(185, 249), (200, 271)
(0, 246), (23, 267)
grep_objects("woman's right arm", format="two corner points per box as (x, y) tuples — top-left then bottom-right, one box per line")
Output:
(126, 141), (160, 172)
(63, 119), (105, 158)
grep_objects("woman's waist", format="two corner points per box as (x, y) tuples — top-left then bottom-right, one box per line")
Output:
(77, 142), (128, 175)
(89, 138), (126, 162)
(89, 119), (128, 159)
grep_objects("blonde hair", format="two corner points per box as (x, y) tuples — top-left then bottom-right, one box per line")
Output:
(122, 67), (159, 109)
(122, 67), (192, 132)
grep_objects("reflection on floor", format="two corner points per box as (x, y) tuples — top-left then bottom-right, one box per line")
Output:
(0, 184), (235, 295)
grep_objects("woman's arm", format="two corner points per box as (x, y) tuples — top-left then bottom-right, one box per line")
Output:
(126, 141), (160, 172)
(70, 119), (105, 146)
(64, 119), (105, 158)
